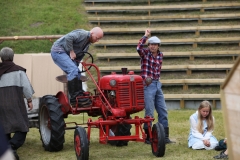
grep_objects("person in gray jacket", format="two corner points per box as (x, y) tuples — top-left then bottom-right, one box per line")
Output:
(0, 47), (34, 160)
(50, 27), (104, 107)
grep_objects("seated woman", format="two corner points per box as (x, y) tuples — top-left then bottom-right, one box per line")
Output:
(188, 100), (218, 150)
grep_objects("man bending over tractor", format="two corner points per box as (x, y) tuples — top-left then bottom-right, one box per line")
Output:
(50, 27), (104, 107)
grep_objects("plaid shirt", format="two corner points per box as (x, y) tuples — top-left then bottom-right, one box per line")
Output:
(136, 36), (163, 80)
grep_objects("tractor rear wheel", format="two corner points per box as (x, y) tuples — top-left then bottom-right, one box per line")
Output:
(74, 126), (89, 160)
(151, 122), (166, 157)
(38, 95), (65, 151)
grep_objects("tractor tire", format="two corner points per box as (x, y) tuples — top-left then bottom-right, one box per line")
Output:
(108, 123), (132, 147)
(74, 126), (89, 160)
(38, 95), (65, 151)
(151, 122), (166, 157)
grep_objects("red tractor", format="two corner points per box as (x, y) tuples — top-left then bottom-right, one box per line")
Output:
(38, 52), (165, 160)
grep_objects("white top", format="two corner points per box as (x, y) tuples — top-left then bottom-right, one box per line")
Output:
(189, 111), (214, 140)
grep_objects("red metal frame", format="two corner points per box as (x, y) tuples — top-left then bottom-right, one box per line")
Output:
(55, 59), (155, 144)
(87, 116), (154, 144)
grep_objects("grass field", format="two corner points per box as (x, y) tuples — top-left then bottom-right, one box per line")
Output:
(17, 110), (226, 160)
(0, 0), (89, 53)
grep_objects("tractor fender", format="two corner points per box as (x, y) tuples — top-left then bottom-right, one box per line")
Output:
(56, 91), (71, 114)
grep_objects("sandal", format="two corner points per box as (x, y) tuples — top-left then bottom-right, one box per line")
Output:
(213, 150), (228, 159)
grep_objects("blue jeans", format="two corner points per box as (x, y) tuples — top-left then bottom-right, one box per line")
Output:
(51, 51), (81, 81)
(143, 80), (168, 129)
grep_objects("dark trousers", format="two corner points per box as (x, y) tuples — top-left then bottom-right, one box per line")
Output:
(6, 132), (27, 150)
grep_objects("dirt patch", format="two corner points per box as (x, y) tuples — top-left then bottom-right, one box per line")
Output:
(30, 22), (44, 28)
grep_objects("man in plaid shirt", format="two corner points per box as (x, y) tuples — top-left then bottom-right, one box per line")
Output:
(137, 29), (174, 144)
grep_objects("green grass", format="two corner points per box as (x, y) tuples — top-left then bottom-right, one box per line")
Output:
(19, 110), (226, 160)
(0, 0), (89, 53)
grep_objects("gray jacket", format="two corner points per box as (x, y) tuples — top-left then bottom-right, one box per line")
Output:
(53, 29), (91, 56)
(0, 71), (34, 133)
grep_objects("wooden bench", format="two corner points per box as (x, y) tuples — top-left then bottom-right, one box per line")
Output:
(85, 0), (132, 1)
(97, 50), (240, 61)
(86, 3), (240, 15)
(161, 78), (224, 90)
(85, 0), (166, 6)
(88, 13), (240, 26)
(102, 25), (240, 36)
(99, 64), (233, 74)
(85, 0), (216, 6)
(94, 37), (240, 49)
(164, 94), (220, 109)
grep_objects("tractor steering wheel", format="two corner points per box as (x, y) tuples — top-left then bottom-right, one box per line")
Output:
(76, 51), (94, 72)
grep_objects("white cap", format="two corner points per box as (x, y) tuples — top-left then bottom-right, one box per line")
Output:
(148, 36), (161, 44)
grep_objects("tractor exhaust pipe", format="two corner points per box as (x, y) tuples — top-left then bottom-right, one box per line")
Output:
(121, 68), (127, 75)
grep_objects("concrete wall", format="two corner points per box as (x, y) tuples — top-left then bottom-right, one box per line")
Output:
(166, 100), (221, 110)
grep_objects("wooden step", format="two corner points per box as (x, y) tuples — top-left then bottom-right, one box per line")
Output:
(86, 3), (240, 15)
(99, 64), (233, 74)
(102, 25), (240, 35)
(164, 93), (220, 100)
(85, 0), (217, 5)
(88, 13), (240, 26)
(94, 37), (240, 49)
(161, 78), (224, 90)
(97, 50), (240, 61)
(161, 78), (224, 85)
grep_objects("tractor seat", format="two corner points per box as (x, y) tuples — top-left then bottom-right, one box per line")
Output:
(56, 75), (89, 83)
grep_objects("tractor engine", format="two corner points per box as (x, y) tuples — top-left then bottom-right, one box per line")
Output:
(99, 69), (145, 115)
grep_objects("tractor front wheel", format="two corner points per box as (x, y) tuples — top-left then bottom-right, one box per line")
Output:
(74, 126), (89, 160)
(38, 95), (65, 151)
(151, 122), (166, 157)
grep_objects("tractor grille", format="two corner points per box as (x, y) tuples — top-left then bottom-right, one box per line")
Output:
(135, 81), (144, 106)
(118, 81), (144, 108)
(118, 82), (129, 107)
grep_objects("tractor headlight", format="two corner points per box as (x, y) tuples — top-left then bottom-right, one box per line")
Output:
(110, 79), (117, 87)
